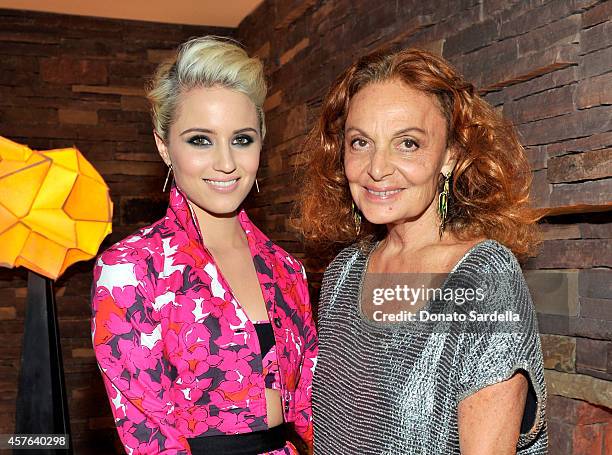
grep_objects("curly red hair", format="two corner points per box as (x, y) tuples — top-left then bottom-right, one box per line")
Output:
(293, 47), (540, 259)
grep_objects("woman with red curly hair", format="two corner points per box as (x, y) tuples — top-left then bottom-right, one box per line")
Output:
(296, 48), (547, 454)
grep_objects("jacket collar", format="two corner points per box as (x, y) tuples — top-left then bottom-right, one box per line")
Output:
(166, 180), (269, 253)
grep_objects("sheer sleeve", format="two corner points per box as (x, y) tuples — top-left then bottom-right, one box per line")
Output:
(455, 244), (547, 450)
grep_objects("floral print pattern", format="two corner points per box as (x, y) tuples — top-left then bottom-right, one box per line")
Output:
(262, 345), (281, 390)
(91, 183), (317, 454)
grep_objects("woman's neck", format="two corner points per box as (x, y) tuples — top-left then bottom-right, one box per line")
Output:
(189, 201), (248, 250)
(383, 199), (453, 253)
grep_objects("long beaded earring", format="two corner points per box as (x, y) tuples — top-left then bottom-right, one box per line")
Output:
(438, 171), (451, 238)
(352, 201), (362, 236)
(163, 164), (173, 192)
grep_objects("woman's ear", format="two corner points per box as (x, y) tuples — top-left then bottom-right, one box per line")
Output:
(442, 144), (458, 175)
(153, 130), (171, 167)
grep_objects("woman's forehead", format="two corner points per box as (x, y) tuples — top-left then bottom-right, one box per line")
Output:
(346, 81), (447, 132)
(174, 86), (258, 126)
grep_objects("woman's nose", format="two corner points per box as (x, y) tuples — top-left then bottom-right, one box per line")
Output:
(213, 143), (237, 173)
(368, 148), (395, 181)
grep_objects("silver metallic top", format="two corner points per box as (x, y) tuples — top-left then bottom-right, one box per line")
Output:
(313, 239), (547, 454)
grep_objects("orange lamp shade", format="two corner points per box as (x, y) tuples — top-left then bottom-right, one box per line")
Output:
(0, 136), (113, 280)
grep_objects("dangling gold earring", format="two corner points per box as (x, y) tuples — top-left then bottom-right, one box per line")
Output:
(255, 178), (260, 193)
(352, 201), (362, 236)
(163, 164), (173, 192)
(438, 171), (451, 238)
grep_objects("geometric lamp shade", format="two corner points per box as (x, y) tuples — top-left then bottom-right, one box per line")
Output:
(0, 136), (113, 280)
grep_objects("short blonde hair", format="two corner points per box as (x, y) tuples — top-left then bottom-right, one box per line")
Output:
(146, 36), (267, 141)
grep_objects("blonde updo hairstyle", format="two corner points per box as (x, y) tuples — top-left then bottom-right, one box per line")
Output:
(146, 36), (267, 142)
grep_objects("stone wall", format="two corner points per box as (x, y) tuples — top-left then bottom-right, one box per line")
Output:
(0, 9), (233, 453)
(236, 1), (612, 453)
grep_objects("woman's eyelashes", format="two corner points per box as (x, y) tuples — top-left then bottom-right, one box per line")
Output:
(232, 134), (255, 147)
(186, 134), (255, 148)
(350, 137), (370, 150)
(397, 138), (419, 152)
(348, 137), (420, 152)
(187, 135), (212, 147)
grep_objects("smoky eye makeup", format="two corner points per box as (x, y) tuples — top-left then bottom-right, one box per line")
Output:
(232, 134), (255, 146)
(187, 135), (212, 147)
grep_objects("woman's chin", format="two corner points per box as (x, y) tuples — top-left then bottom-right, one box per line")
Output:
(362, 209), (426, 227)
(189, 198), (243, 218)
(361, 212), (400, 226)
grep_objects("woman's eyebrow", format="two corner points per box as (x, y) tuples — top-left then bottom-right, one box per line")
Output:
(179, 127), (258, 136)
(233, 127), (258, 135)
(345, 126), (371, 137)
(345, 126), (427, 137)
(180, 127), (215, 136)
(393, 127), (427, 136)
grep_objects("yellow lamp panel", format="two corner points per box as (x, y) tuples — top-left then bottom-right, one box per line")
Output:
(60, 248), (95, 276)
(32, 164), (78, 210)
(64, 175), (111, 222)
(0, 222), (30, 267)
(75, 220), (112, 255)
(23, 209), (77, 248)
(17, 231), (66, 280)
(0, 136), (32, 162)
(0, 153), (47, 179)
(0, 159), (34, 177)
(0, 159), (51, 218)
(0, 203), (18, 234)
(41, 148), (79, 172)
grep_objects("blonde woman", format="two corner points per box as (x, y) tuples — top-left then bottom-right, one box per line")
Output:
(91, 37), (316, 455)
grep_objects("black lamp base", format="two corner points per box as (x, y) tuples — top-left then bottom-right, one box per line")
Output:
(14, 271), (72, 454)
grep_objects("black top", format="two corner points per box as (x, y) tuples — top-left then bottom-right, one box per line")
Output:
(254, 322), (275, 357)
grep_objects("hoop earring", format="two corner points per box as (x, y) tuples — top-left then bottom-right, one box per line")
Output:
(255, 178), (260, 193)
(163, 164), (173, 192)
(438, 171), (451, 238)
(352, 201), (362, 236)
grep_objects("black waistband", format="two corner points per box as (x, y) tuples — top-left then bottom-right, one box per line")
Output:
(187, 423), (288, 455)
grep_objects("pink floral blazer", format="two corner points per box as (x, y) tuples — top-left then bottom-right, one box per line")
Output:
(91, 184), (317, 454)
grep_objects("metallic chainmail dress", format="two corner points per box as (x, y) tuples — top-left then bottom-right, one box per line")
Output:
(313, 239), (547, 454)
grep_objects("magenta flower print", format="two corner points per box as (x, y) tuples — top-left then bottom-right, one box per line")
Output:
(91, 183), (317, 454)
